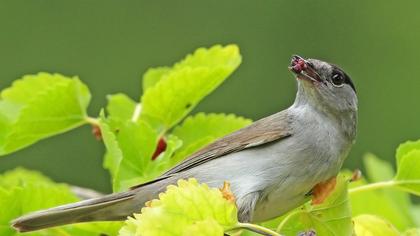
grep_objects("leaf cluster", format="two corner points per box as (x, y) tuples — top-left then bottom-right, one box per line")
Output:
(0, 45), (251, 235)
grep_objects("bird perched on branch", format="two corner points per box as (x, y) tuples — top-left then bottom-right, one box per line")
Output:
(13, 55), (357, 232)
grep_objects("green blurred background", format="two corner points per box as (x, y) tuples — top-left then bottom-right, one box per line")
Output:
(1, 1), (419, 193)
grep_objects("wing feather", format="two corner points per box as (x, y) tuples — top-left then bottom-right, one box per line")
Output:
(162, 110), (292, 176)
(130, 111), (292, 190)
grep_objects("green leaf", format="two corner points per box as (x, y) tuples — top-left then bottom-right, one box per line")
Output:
(102, 97), (184, 191)
(104, 93), (140, 142)
(0, 167), (55, 188)
(171, 113), (252, 164)
(182, 219), (224, 236)
(350, 154), (415, 230)
(116, 121), (159, 190)
(101, 116), (183, 191)
(349, 178), (415, 230)
(140, 44), (242, 131)
(353, 214), (400, 236)
(144, 135), (183, 180)
(395, 149), (420, 195)
(1, 186), (76, 236)
(99, 113), (124, 191)
(142, 67), (171, 92)
(66, 222), (124, 236)
(118, 178), (238, 236)
(364, 153), (395, 182)
(102, 45), (243, 191)
(102, 118), (159, 192)
(106, 93), (137, 122)
(396, 140), (420, 166)
(103, 93), (153, 191)
(277, 174), (353, 236)
(0, 73), (91, 155)
(350, 150), (420, 230)
(0, 168), (118, 236)
(404, 228), (420, 236)
(411, 205), (420, 227)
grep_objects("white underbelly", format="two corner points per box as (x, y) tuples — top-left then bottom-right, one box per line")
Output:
(253, 176), (313, 222)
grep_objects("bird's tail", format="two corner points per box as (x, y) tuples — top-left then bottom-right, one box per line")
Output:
(12, 189), (145, 232)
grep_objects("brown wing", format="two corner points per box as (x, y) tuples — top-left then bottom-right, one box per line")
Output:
(162, 110), (292, 176)
(130, 111), (292, 190)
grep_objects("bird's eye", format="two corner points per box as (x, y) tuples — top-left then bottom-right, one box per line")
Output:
(331, 73), (344, 87)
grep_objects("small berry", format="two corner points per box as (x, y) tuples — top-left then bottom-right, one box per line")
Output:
(91, 125), (102, 141)
(298, 59), (307, 68)
(293, 64), (302, 73)
(152, 138), (167, 160)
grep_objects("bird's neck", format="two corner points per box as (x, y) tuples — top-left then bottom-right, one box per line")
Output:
(291, 98), (357, 142)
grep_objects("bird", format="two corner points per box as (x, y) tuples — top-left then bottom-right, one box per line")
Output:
(12, 55), (357, 232)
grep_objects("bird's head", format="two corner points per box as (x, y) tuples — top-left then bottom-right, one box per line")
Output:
(289, 55), (357, 139)
(289, 55), (357, 116)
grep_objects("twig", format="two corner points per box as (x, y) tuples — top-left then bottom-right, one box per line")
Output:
(229, 223), (283, 236)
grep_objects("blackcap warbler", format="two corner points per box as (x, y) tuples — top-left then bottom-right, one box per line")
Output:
(12, 55), (357, 232)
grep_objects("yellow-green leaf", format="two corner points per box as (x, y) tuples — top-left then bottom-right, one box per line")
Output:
(395, 150), (420, 195)
(0, 73), (91, 155)
(118, 178), (238, 236)
(396, 140), (420, 167)
(182, 219), (224, 236)
(142, 67), (171, 92)
(277, 174), (353, 236)
(349, 154), (415, 230)
(99, 113), (124, 191)
(108, 120), (158, 192)
(0, 168), (119, 236)
(353, 214), (400, 236)
(106, 93), (137, 122)
(140, 45), (242, 131)
(404, 228), (420, 236)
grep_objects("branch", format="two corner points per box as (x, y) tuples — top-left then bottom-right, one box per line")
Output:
(228, 223), (283, 236)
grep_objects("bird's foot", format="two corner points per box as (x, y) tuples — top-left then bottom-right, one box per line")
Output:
(311, 176), (337, 205)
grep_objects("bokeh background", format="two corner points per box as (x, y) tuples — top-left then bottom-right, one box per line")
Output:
(1, 1), (420, 193)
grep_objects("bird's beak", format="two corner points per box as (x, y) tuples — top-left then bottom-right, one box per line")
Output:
(289, 55), (322, 83)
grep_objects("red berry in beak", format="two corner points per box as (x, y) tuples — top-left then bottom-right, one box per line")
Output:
(292, 64), (302, 73)
(291, 58), (307, 74)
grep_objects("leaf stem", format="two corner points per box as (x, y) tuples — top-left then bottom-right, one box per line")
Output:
(131, 103), (142, 122)
(349, 180), (397, 194)
(85, 116), (100, 126)
(233, 222), (283, 236)
(349, 180), (395, 194)
(349, 179), (420, 195)
(276, 209), (305, 233)
(349, 180), (394, 194)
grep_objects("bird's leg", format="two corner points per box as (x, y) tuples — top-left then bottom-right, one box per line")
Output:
(311, 176), (337, 205)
